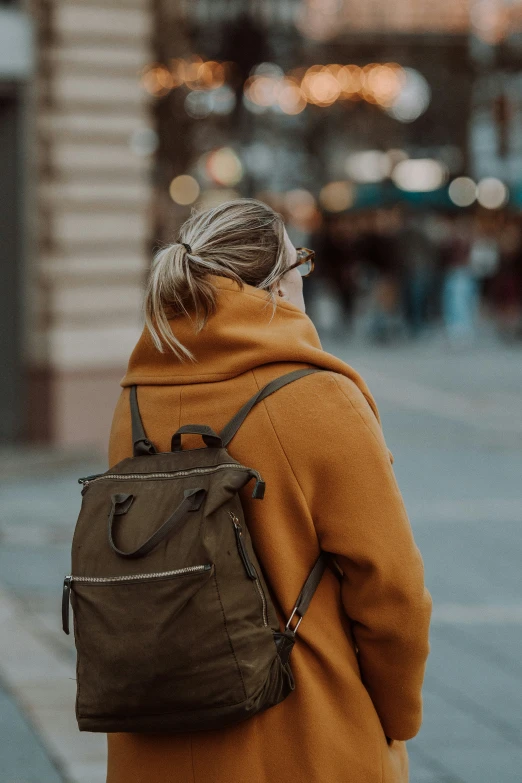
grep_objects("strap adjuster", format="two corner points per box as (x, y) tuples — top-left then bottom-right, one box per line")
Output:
(284, 606), (303, 635)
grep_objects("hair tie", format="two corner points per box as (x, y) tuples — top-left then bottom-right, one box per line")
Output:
(181, 242), (192, 254)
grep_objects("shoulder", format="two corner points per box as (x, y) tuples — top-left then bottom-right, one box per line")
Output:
(251, 367), (394, 476)
(263, 368), (380, 422)
(254, 367), (384, 441)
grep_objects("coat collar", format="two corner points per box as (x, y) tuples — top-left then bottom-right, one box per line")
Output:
(120, 275), (379, 420)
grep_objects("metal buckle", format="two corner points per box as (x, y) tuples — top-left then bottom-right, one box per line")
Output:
(284, 606), (303, 635)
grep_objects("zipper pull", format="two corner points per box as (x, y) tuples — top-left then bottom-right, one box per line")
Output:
(62, 576), (72, 635)
(78, 473), (103, 486)
(229, 514), (258, 580)
(78, 473), (103, 495)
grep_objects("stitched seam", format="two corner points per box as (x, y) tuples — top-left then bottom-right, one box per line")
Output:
(122, 372), (247, 386)
(331, 374), (386, 453)
(212, 571), (248, 701)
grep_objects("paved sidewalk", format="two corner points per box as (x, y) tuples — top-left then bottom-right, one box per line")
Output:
(1, 337), (521, 782)
(0, 454), (107, 783)
(0, 673), (63, 783)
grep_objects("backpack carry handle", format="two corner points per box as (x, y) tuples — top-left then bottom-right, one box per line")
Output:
(171, 425), (223, 451)
(108, 488), (206, 558)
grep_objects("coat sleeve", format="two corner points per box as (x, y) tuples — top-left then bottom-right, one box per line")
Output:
(280, 371), (432, 741)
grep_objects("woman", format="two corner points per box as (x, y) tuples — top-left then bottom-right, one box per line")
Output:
(107, 199), (431, 783)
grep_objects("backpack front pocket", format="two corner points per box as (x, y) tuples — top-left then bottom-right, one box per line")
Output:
(66, 563), (248, 725)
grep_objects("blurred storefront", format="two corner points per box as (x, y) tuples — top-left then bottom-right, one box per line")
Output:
(6, 0), (522, 447)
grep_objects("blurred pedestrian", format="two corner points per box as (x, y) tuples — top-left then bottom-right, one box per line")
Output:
(359, 208), (404, 343)
(397, 212), (437, 338)
(441, 215), (479, 347)
(105, 199), (431, 783)
(490, 217), (522, 341)
(319, 214), (359, 328)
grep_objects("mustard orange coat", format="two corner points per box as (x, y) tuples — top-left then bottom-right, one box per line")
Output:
(107, 276), (431, 783)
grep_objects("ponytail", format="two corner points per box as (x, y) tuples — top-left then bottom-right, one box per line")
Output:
(144, 199), (289, 361)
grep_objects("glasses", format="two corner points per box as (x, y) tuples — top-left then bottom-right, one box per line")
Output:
(286, 247), (315, 278)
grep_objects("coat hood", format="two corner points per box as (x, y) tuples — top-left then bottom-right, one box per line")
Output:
(121, 275), (380, 422)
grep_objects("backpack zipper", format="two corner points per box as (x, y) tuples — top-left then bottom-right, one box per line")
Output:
(229, 512), (268, 627)
(66, 564), (210, 584)
(62, 564), (211, 635)
(230, 513), (258, 580)
(78, 464), (265, 498)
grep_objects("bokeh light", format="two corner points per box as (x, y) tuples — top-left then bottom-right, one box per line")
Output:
(141, 65), (173, 96)
(448, 177), (477, 207)
(386, 68), (431, 123)
(302, 67), (341, 106)
(169, 175), (200, 205)
(335, 64), (364, 97)
(277, 79), (307, 115)
(345, 151), (391, 183)
(477, 178), (509, 210)
(251, 62), (285, 79)
(206, 148), (243, 187)
(185, 91), (212, 119)
(319, 182), (355, 212)
(284, 189), (317, 227)
(140, 56), (419, 122)
(182, 56), (204, 89)
(392, 159), (448, 192)
(211, 86), (236, 115)
(363, 63), (404, 106)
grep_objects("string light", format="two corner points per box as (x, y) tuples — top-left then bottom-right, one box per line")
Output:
(140, 57), (420, 120)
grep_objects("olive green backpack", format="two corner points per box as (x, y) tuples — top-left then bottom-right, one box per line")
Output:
(62, 368), (329, 733)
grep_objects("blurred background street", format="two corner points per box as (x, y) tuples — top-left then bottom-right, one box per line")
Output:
(1, 0), (522, 780)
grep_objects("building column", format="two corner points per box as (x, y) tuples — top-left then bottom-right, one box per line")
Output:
(29, 0), (155, 450)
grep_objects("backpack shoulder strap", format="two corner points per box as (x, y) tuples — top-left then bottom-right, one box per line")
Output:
(275, 551), (331, 663)
(286, 551), (330, 631)
(129, 386), (157, 456)
(220, 368), (323, 448)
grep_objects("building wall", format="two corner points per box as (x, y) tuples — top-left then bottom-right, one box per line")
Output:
(29, 0), (155, 450)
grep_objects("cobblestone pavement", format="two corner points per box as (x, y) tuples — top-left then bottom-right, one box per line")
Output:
(1, 335), (521, 782)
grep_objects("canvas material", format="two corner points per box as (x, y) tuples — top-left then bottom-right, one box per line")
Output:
(65, 446), (298, 733)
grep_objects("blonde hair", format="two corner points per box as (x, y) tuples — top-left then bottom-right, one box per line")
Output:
(144, 198), (289, 361)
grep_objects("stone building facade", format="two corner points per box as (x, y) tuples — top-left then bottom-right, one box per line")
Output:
(25, 0), (155, 449)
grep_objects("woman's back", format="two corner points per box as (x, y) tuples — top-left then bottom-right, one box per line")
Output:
(106, 275), (430, 783)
